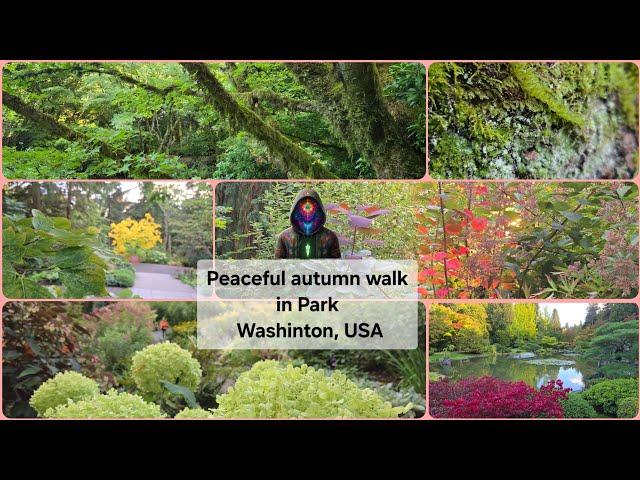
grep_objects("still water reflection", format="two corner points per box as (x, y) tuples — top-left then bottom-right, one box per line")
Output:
(431, 354), (597, 392)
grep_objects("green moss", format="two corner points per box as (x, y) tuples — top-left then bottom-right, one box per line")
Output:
(510, 63), (585, 127)
(428, 62), (639, 179)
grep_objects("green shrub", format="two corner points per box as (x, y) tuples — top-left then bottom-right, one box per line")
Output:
(616, 397), (638, 418)
(560, 393), (598, 418)
(29, 371), (100, 417)
(44, 390), (165, 419)
(130, 342), (202, 397)
(214, 360), (410, 419)
(174, 407), (215, 419)
(105, 267), (135, 287)
(594, 363), (638, 380)
(151, 302), (197, 325)
(140, 249), (169, 264)
(171, 321), (197, 336)
(94, 323), (153, 374)
(582, 378), (639, 416)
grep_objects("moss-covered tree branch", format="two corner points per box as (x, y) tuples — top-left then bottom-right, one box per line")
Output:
(244, 88), (319, 114)
(287, 63), (423, 178)
(180, 62), (334, 178)
(2, 90), (119, 160)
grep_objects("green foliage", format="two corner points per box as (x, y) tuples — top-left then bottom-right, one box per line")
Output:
(383, 63), (426, 151)
(130, 342), (202, 397)
(3, 62), (424, 179)
(581, 378), (638, 417)
(583, 320), (639, 366)
(560, 393), (598, 418)
(213, 133), (284, 179)
(214, 360), (409, 418)
(384, 349), (426, 394)
(429, 304), (491, 354)
(29, 371), (100, 417)
(174, 407), (215, 419)
(43, 389), (166, 419)
(138, 248), (169, 264)
(151, 302), (196, 325)
(616, 396), (638, 418)
(509, 304), (537, 342)
(93, 323), (153, 375)
(2, 302), (114, 417)
(3, 210), (109, 298)
(105, 267), (135, 287)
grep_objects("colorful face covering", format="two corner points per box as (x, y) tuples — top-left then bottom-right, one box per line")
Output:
(291, 197), (324, 236)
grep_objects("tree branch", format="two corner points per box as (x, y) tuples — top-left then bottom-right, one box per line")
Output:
(2, 90), (119, 160)
(287, 62), (423, 178)
(180, 62), (334, 178)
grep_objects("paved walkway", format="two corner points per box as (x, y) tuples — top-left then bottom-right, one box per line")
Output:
(108, 263), (197, 299)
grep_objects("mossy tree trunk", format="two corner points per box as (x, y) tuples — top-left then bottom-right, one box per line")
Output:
(287, 63), (423, 178)
(2, 90), (119, 161)
(180, 62), (335, 179)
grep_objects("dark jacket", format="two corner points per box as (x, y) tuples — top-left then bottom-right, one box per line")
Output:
(275, 188), (341, 259)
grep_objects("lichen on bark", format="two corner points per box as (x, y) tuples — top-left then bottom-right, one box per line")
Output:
(428, 62), (639, 179)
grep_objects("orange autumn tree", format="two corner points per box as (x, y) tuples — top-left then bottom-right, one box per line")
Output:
(415, 182), (532, 299)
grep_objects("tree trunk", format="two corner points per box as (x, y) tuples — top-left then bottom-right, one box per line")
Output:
(30, 182), (43, 211)
(66, 183), (73, 219)
(287, 63), (423, 178)
(2, 91), (119, 161)
(180, 62), (335, 179)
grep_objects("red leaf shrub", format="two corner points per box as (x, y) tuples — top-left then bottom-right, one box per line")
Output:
(430, 376), (570, 418)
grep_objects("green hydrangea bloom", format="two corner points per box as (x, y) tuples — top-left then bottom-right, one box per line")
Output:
(214, 360), (410, 419)
(130, 342), (202, 396)
(44, 390), (165, 419)
(174, 407), (215, 419)
(30, 371), (100, 417)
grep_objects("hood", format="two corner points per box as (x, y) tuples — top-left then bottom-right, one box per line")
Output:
(289, 188), (326, 236)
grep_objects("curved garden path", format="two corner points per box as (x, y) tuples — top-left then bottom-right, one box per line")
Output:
(108, 263), (196, 299)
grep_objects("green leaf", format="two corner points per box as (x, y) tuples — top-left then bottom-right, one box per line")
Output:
(616, 185), (632, 198)
(560, 211), (583, 222)
(59, 262), (108, 298)
(160, 381), (198, 408)
(17, 366), (42, 378)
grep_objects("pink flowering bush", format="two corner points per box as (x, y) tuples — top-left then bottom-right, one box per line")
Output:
(430, 376), (570, 418)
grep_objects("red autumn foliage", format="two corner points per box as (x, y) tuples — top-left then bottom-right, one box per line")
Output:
(429, 376), (570, 418)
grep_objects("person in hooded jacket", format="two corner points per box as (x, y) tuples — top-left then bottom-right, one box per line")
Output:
(275, 188), (341, 259)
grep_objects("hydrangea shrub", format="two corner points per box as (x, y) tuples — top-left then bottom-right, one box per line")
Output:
(29, 371), (100, 417)
(214, 360), (409, 418)
(130, 342), (202, 396)
(44, 390), (165, 419)
(174, 407), (215, 419)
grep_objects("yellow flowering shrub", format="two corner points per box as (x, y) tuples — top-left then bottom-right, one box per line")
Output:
(109, 213), (162, 255)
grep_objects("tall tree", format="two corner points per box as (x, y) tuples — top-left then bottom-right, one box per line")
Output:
(584, 303), (600, 327)
(287, 63), (423, 178)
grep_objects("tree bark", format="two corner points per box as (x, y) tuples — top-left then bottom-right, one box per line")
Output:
(180, 62), (335, 179)
(2, 90), (119, 160)
(30, 182), (43, 211)
(287, 63), (423, 178)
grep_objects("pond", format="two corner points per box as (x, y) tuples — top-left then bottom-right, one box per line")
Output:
(430, 353), (597, 392)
